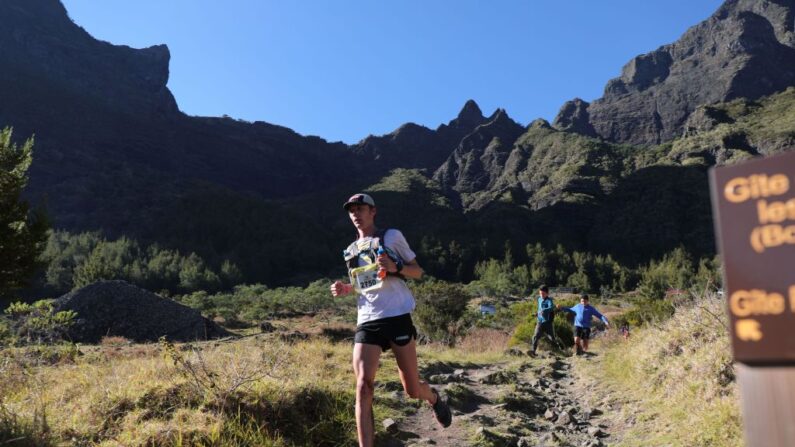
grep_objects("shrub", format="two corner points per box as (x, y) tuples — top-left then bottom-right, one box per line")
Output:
(477, 300), (533, 331)
(638, 247), (694, 299)
(411, 279), (471, 345)
(41, 231), (241, 296)
(612, 299), (675, 328)
(2, 300), (76, 345)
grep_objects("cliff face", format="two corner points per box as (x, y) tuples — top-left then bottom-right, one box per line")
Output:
(0, 0), (177, 118)
(554, 0), (795, 145)
(0, 0), (363, 235)
(433, 109), (526, 207)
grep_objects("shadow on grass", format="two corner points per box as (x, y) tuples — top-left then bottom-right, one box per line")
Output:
(320, 326), (355, 343)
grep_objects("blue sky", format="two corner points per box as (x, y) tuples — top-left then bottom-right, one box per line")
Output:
(62, 1), (724, 144)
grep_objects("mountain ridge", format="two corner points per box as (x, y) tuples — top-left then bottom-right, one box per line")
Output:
(554, 0), (795, 146)
(2, 0), (795, 286)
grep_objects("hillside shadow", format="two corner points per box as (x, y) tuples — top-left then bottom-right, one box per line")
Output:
(587, 164), (714, 264)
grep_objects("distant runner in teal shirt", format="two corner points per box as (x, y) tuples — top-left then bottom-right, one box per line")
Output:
(530, 285), (561, 356)
(558, 294), (609, 355)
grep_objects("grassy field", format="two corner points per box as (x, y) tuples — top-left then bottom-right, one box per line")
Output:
(0, 291), (743, 446)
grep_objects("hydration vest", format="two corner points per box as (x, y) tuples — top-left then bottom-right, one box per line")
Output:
(343, 228), (405, 281)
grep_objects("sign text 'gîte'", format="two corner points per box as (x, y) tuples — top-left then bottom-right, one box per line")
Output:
(710, 151), (795, 364)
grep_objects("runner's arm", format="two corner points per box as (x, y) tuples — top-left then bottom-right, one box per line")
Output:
(382, 229), (421, 279)
(593, 308), (609, 326)
(387, 257), (423, 280)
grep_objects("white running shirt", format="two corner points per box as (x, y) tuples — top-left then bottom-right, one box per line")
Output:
(352, 229), (417, 325)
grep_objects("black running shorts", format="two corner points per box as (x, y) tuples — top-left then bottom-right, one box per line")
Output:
(575, 326), (592, 340)
(354, 313), (417, 352)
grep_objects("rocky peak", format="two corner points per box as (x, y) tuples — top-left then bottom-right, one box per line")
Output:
(486, 108), (508, 123)
(553, 98), (595, 136)
(433, 107), (526, 202)
(529, 118), (553, 130)
(351, 122), (446, 174)
(482, 108), (525, 136)
(608, 50), (673, 94)
(447, 99), (487, 129)
(556, 0), (795, 146)
(716, 0), (795, 47)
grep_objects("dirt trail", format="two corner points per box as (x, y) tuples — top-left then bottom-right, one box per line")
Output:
(377, 351), (614, 447)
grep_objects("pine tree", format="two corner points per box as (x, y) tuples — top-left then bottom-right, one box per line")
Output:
(0, 128), (49, 299)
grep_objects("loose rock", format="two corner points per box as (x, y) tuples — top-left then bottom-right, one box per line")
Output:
(505, 347), (525, 356)
(587, 427), (603, 437)
(557, 412), (572, 425)
(382, 418), (398, 434)
(480, 370), (517, 385)
(517, 436), (535, 447)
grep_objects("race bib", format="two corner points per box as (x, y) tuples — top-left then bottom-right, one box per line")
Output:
(349, 263), (383, 294)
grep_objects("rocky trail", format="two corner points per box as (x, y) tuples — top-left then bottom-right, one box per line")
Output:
(377, 350), (615, 447)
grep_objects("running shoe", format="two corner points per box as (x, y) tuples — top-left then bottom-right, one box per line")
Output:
(431, 388), (452, 428)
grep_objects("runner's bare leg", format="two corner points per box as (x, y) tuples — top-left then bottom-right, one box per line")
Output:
(353, 343), (382, 447)
(392, 339), (436, 405)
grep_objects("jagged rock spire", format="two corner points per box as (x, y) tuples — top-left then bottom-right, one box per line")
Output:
(448, 99), (486, 129)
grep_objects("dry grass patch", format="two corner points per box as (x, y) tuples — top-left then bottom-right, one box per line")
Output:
(589, 292), (742, 447)
(0, 336), (359, 446)
(0, 321), (518, 445)
(455, 328), (512, 356)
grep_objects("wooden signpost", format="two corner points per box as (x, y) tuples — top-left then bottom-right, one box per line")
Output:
(710, 151), (795, 446)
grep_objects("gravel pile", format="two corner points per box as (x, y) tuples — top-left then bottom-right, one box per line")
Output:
(56, 280), (231, 343)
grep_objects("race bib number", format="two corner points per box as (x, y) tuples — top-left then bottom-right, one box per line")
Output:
(350, 264), (383, 294)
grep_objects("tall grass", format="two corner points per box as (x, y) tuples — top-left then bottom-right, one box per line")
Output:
(0, 336), (359, 446)
(0, 324), (514, 446)
(595, 291), (742, 447)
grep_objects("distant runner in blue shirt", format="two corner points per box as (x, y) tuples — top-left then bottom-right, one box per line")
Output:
(558, 294), (609, 355)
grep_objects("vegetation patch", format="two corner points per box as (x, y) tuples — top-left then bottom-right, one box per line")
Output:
(593, 292), (741, 446)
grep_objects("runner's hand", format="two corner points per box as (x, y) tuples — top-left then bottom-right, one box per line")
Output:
(377, 253), (396, 273)
(331, 281), (352, 296)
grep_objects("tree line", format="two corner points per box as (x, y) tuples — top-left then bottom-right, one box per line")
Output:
(0, 127), (720, 320)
